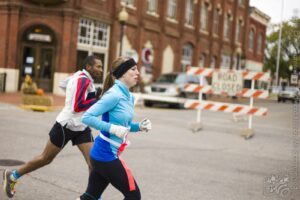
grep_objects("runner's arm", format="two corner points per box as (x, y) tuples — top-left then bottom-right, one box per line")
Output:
(73, 77), (97, 112)
(81, 90), (119, 132)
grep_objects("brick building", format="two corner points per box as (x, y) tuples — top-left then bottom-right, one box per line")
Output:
(0, 0), (270, 95)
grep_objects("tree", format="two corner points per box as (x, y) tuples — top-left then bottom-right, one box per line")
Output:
(264, 18), (300, 84)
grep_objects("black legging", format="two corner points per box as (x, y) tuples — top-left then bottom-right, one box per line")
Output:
(80, 158), (141, 200)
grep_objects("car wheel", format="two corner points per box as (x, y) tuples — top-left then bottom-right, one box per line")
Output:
(144, 100), (153, 107)
(277, 98), (281, 102)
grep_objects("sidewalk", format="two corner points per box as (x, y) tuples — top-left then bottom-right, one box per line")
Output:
(0, 92), (65, 107)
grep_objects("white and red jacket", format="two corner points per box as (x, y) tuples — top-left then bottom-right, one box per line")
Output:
(56, 69), (97, 131)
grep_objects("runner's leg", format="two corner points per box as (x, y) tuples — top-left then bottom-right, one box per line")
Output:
(77, 142), (93, 172)
(80, 162), (109, 200)
(18, 139), (61, 176)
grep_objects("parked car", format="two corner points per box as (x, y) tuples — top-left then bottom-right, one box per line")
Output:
(269, 85), (281, 94)
(277, 86), (300, 103)
(143, 72), (207, 108)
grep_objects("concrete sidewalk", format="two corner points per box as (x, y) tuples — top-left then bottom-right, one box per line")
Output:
(0, 92), (65, 108)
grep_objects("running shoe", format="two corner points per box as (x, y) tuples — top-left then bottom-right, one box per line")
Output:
(3, 169), (17, 198)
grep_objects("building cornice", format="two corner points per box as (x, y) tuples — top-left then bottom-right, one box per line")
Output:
(250, 6), (270, 26)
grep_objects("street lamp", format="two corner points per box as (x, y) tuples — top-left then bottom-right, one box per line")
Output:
(235, 45), (242, 70)
(118, 4), (129, 57)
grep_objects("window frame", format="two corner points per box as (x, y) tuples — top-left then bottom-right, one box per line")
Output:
(185, 0), (194, 26)
(147, 0), (158, 14)
(248, 28), (255, 51)
(200, 2), (209, 31)
(257, 33), (263, 54)
(77, 18), (110, 83)
(167, 0), (177, 20)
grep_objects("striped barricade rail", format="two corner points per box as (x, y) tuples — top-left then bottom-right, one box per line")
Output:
(184, 84), (269, 99)
(186, 67), (270, 81)
(184, 99), (268, 116)
(185, 66), (270, 138)
(184, 84), (213, 94)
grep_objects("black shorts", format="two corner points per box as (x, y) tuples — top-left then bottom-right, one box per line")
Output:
(49, 122), (94, 148)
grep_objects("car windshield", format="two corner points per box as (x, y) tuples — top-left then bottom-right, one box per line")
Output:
(283, 87), (299, 92)
(156, 74), (186, 84)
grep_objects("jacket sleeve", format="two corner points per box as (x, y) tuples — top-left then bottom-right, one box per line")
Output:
(81, 90), (119, 132)
(73, 77), (97, 112)
(129, 121), (140, 132)
(129, 94), (140, 132)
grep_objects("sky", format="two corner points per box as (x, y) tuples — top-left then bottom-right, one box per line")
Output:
(250, 0), (300, 24)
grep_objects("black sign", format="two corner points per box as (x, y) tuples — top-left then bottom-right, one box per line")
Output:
(0, 73), (6, 93)
(28, 0), (68, 5)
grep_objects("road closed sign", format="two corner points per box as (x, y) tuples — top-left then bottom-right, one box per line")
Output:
(212, 69), (243, 96)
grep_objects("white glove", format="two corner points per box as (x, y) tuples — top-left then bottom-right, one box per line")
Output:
(109, 124), (129, 138)
(139, 119), (152, 132)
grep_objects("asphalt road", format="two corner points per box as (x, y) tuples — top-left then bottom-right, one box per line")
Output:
(0, 100), (299, 200)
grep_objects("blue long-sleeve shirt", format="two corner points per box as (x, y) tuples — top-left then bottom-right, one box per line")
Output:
(82, 80), (140, 162)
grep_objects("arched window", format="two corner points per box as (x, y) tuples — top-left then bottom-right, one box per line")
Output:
(257, 33), (263, 53)
(199, 53), (206, 68)
(223, 13), (232, 39)
(213, 9), (220, 35)
(235, 19), (243, 43)
(121, 0), (134, 6)
(210, 56), (217, 68)
(248, 28), (255, 50)
(181, 43), (194, 71)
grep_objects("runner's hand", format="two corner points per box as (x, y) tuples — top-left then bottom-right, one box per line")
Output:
(109, 124), (129, 138)
(139, 119), (152, 132)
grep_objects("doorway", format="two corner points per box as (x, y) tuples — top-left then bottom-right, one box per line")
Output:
(19, 25), (56, 92)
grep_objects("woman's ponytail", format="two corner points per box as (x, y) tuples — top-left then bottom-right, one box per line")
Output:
(101, 72), (115, 95)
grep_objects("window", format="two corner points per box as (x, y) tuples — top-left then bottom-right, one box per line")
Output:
(167, 0), (177, 19)
(223, 13), (232, 39)
(221, 54), (230, 68)
(185, 0), (194, 25)
(78, 18), (109, 48)
(210, 56), (217, 68)
(257, 33), (263, 53)
(78, 18), (92, 45)
(248, 28), (255, 50)
(213, 9), (220, 35)
(181, 43), (193, 71)
(121, 0), (134, 6)
(238, 0), (245, 6)
(199, 53), (206, 68)
(93, 21), (109, 47)
(147, 0), (157, 13)
(77, 18), (110, 83)
(200, 3), (209, 31)
(235, 19), (243, 43)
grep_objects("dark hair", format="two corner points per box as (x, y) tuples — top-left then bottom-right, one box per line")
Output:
(102, 57), (129, 95)
(82, 55), (98, 70)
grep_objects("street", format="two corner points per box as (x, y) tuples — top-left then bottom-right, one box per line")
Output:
(0, 100), (299, 200)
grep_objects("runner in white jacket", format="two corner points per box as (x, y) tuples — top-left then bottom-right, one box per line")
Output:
(2, 55), (103, 198)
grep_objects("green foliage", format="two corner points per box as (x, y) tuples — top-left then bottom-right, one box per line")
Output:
(264, 18), (300, 80)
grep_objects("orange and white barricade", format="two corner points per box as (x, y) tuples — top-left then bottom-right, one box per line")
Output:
(185, 67), (270, 138)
